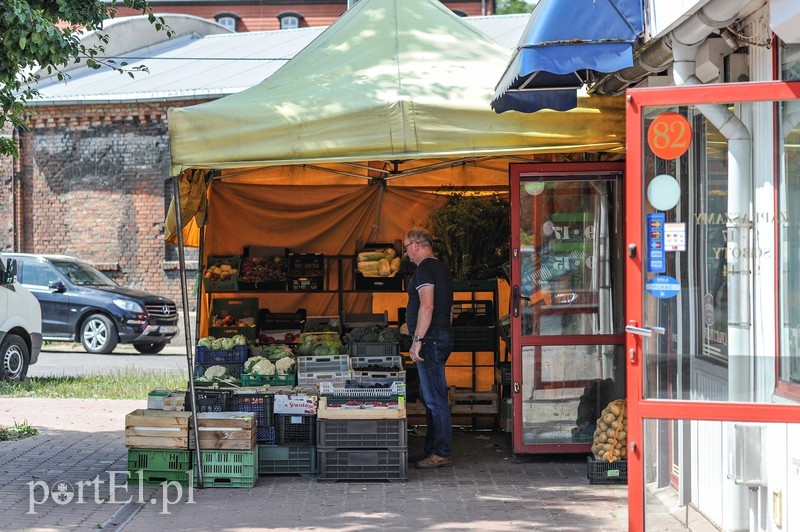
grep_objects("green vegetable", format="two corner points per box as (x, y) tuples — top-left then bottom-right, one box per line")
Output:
(198, 336), (215, 349)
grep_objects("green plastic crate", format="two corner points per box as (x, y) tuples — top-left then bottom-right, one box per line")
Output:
(240, 373), (296, 387)
(127, 449), (191, 486)
(194, 450), (257, 488)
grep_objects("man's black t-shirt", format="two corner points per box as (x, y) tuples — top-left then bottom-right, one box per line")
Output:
(406, 257), (453, 335)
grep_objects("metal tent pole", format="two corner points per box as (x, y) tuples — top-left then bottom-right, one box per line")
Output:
(172, 175), (204, 488)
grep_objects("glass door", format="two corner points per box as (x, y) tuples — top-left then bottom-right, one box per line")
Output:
(625, 82), (800, 531)
(509, 162), (625, 454)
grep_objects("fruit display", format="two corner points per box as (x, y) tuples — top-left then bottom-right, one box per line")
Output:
(591, 399), (627, 462)
(356, 247), (400, 278)
(203, 260), (238, 281)
(240, 256), (286, 283)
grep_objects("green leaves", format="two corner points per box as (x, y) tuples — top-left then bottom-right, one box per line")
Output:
(1, 0), (173, 156)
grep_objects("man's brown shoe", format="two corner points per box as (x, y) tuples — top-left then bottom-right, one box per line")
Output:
(415, 454), (452, 469)
(408, 452), (428, 463)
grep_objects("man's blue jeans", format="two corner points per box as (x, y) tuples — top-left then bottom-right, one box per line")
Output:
(416, 329), (453, 458)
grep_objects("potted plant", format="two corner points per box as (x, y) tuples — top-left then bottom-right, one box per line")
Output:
(424, 190), (510, 282)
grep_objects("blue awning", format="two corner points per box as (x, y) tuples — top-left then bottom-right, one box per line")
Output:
(492, 0), (643, 114)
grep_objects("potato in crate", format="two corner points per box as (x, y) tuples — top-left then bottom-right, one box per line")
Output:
(202, 256), (240, 292)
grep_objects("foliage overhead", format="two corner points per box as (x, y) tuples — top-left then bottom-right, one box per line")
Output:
(495, 0), (537, 15)
(0, 0), (173, 156)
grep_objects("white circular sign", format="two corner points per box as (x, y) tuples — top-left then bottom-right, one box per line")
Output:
(647, 174), (681, 211)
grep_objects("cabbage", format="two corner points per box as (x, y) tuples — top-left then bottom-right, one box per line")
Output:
(211, 338), (224, 350)
(232, 334), (248, 346)
(264, 344), (293, 362)
(245, 356), (266, 374)
(198, 336), (215, 349)
(221, 337), (236, 350)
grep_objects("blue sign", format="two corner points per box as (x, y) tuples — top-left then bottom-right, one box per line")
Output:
(646, 275), (680, 299)
(646, 213), (666, 273)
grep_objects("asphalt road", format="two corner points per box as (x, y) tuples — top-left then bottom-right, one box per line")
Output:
(28, 343), (191, 377)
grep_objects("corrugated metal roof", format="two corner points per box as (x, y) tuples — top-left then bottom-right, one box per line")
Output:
(29, 14), (529, 104)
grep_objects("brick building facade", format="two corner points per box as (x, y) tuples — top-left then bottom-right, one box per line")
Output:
(114, 0), (493, 31)
(0, 100), (207, 309)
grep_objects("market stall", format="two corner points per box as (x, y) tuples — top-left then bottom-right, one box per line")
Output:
(153, 0), (626, 483)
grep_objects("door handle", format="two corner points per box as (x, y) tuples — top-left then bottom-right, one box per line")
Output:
(512, 285), (530, 318)
(625, 325), (665, 337)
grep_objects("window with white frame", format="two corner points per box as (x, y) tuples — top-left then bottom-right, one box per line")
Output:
(216, 15), (237, 32)
(280, 15), (300, 29)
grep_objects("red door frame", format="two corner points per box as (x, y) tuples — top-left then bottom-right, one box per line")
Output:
(625, 81), (800, 531)
(510, 161), (625, 454)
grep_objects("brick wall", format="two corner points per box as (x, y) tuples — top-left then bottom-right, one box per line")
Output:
(115, 1), (492, 31)
(3, 101), (205, 310)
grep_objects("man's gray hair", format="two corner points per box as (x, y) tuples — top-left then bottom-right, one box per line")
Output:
(407, 227), (433, 247)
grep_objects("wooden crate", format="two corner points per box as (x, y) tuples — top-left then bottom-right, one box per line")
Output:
(125, 409), (192, 449)
(449, 387), (498, 415)
(317, 397), (406, 420)
(189, 412), (257, 450)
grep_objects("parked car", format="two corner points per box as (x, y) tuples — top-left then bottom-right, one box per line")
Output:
(0, 258), (42, 380)
(0, 253), (178, 354)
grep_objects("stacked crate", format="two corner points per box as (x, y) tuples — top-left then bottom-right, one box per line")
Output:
(258, 394), (318, 476)
(316, 382), (407, 481)
(297, 352), (351, 387)
(350, 355), (405, 388)
(125, 409), (193, 486)
(190, 412), (259, 487)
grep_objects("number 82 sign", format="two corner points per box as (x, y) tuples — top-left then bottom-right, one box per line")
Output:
(647, 112), (692, 160)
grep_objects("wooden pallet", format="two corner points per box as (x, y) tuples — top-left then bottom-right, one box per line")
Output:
(449, 387), (498, 415)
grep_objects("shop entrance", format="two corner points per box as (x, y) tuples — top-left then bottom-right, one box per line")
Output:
(509, 162), (626, 454)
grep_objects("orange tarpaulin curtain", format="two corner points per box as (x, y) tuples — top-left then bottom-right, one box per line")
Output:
(164, 169), (211, 247)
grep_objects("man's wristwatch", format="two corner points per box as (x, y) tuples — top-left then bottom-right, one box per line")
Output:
(412, 335), (422, 343)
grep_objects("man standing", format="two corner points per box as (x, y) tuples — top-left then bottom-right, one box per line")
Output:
(404, 227), (454, 469)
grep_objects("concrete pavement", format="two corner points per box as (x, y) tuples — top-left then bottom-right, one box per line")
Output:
(0, 397), (640, 531)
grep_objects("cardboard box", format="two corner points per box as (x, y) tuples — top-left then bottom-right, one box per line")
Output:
(273, 393), (318, 415)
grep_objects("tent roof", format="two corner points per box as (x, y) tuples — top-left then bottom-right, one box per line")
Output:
(167, 0), (625, 176)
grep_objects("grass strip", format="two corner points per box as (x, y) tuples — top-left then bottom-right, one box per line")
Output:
(0, 369), (187, 400)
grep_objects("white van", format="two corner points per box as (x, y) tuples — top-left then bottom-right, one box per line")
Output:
(0, 258), (42, 381)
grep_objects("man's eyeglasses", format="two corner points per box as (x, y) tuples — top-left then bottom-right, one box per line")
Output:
(403, 241), (415, 253)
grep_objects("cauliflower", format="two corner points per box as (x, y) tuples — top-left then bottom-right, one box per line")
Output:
(251, 359), (276, 376)
(198, 336), (215, 349)
(244, 356), (266, 374)
(204, 365), (229, 380)
(275, 356), (295, 375)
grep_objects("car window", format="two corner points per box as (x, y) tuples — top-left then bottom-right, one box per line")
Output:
(20, 262), (59, 288)
(50, 260), (118, 286)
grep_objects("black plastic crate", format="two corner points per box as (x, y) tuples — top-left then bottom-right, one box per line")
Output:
(317, 449), (407, 482)
(231, 392), (275, 443)
(316, 418), (407, 450)
(185, 388), (231, 413)
(587, 457), (627, 485)
(451, 300), (495, 326)
(258, 444), (317, 476)
(258, 308), (307, 334)
(288, 252), (325, 291)
(275, 413), (316, 445)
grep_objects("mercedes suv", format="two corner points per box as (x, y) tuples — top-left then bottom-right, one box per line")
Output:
(1, 253), (178, 354)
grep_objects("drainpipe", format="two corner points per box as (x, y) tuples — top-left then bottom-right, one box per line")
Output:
(670, 1), (753, 529)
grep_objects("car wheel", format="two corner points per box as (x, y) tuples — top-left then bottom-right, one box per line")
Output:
(133, 342), (167, 354)
(80, 314), (118, 354)
(1, 334), (30, 381)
